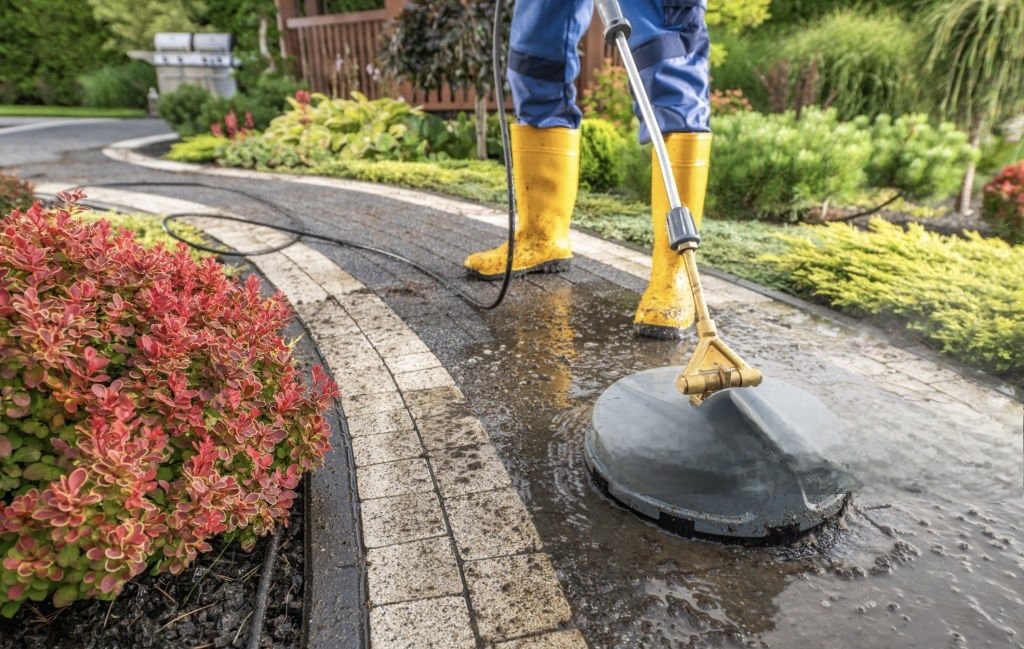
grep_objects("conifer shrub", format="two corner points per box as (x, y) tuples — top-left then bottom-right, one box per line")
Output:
(763, 218), (1024, 375)
(0, 193), (337, 616)
(580, 118), (627, 192)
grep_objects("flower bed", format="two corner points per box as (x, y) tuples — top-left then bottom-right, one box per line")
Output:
(0, 194), (336, 616)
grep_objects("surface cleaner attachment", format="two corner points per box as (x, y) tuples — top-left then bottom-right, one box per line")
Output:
(585, 0), (850, 542)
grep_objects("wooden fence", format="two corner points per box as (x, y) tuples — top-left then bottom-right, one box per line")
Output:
(275, 0), (616, 112)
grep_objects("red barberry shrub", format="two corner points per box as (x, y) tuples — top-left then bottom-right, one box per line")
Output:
(0, 172), (34, 216)
(983, 161), (1024, 243)
(0, 193), (337, 616)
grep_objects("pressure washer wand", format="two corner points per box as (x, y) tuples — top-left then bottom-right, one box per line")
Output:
(595, 0), (763, 405)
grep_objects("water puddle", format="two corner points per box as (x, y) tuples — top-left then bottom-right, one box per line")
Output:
(452, 281), (1023, 649)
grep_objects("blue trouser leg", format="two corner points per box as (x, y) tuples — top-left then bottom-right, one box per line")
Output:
(508, 0), (710, 138)
(508, 0), (594, 129)
(627, 0), (711, 140)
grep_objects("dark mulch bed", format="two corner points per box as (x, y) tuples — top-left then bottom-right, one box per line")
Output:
(0, 494), (305, 649)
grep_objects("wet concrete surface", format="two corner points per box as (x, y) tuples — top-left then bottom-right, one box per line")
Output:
(5, 125), (1023, 648)
(453, 283), (1022, 649)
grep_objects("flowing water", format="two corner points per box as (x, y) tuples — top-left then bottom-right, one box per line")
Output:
(452, 281), (1023, 649)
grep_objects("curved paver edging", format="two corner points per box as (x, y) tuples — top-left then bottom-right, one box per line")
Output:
(36, 182), (587, 649)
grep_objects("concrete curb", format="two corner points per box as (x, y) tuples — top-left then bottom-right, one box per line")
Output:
(38, 183), (588, 649)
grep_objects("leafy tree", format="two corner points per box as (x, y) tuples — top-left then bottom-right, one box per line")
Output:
(381, 0), (508, 160)
(924, 0), (1024, 213)
(195, 0), (284, 91)
(0, 0), (118, 105)
(707, 0), (771, 63)
(86, 0), (202, 51)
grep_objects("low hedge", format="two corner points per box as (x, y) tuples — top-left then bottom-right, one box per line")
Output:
(0, 194), (337, 615)
(764, 219), (1024, 376)
(0, 173), (34, 215)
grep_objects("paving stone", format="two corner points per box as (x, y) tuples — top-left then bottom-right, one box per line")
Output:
(352, 428), (423, 467)
(296, 299), (362, 336)
(360, 492), (448, 549)
(447, 488), (541, 560)
(395, 366), (455, 392)
(430, 443), (512, 498)
(356, 458), (434, 500)
(343, 390), (406, 418)
(417, 415), (490, 451)
(366, 537), (463, 605)
(492, 630), (588, 649)
(404, 386), (471, 422)
(385, 351), (442, 374)
(341, 364), (398, 397)
(375, 332), (433, 358)
(464, 554), (572, 643)
(347, 407), (415, 437)
(253, 253), (330, 305)
(370, 596), (475, 649)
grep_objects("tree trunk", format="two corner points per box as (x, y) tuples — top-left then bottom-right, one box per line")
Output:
(957, 120), (983, 215)
(474, 94), (488, 160)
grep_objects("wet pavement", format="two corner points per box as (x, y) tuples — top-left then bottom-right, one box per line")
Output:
(3, 120), (1022, 648)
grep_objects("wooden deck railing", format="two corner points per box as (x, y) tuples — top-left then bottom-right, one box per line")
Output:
(275, 0), (616, 112)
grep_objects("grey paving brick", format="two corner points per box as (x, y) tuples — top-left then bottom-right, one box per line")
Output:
(351, 428), (424, 467)
(343, 390), (406, 418)
(346, 407), (415, 437)
(430, 443), (512, 498)
(493, 630), (589, 649)
(360, 492), (448, 549)
(464, 554), (573, 643)
(395, 366), (455, 392)
(370, 596), (475, 649)
(417, 415), (490, 451)
(356, 458), (434, 500)
(447, 488), (542, 560)
(366, 537), (463, 605)
(404, 386), (471, 421)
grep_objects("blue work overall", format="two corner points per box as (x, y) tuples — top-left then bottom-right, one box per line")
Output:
(507, 0), (711, 140)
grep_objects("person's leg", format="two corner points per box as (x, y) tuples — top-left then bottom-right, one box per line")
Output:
(464, 0), (594, 279)
(625, 0), (713, 338)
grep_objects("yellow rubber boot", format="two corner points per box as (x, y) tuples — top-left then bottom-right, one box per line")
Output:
(464, 124), (579, 279)
(634, 132), (712, 339)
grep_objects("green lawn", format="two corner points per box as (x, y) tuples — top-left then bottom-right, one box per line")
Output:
(0, 105), (147, 118)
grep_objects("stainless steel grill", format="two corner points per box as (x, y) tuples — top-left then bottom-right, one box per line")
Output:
(152, 32), (238, 98)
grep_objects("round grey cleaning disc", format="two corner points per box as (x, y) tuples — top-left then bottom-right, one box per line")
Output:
(585, 367), (852, 541)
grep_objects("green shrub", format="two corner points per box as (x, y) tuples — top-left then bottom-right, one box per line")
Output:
(157, 84), (214, 137)
(982, 161), (1024, 243)
(580, 119), (627, 192)
(166, 134), (230, 163)
(710, 30), (775, 112)
(0, 172), (34, 215)
(763, 218), (1024, 376)
(616, 134), (652, 203)
(0, 1), (117, 105)
(860, 113), (978, 199)
(158, 75), (301, 137)
(581, 60), (635, 128)
(781, 10), (921, 120)
(78, 60), (156, 109)
(221, 92), (432, 169)
(708, 108), (871, 221)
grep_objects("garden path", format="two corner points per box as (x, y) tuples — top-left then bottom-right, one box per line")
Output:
(4, 120), (1021, 649)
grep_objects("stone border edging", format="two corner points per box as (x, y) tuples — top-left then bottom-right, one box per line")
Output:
(37, 183), (588, 649)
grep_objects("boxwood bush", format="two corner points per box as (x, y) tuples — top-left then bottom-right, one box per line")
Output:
(708, 108), (872, 220)
(580, 118), (627, 192)
(0, 193), (336, 615)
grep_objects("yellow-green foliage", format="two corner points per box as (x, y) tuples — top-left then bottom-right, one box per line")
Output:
(166, 133), (229, 163)
(763, 219), (1024, 375)
(77, 211), (213, 262)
